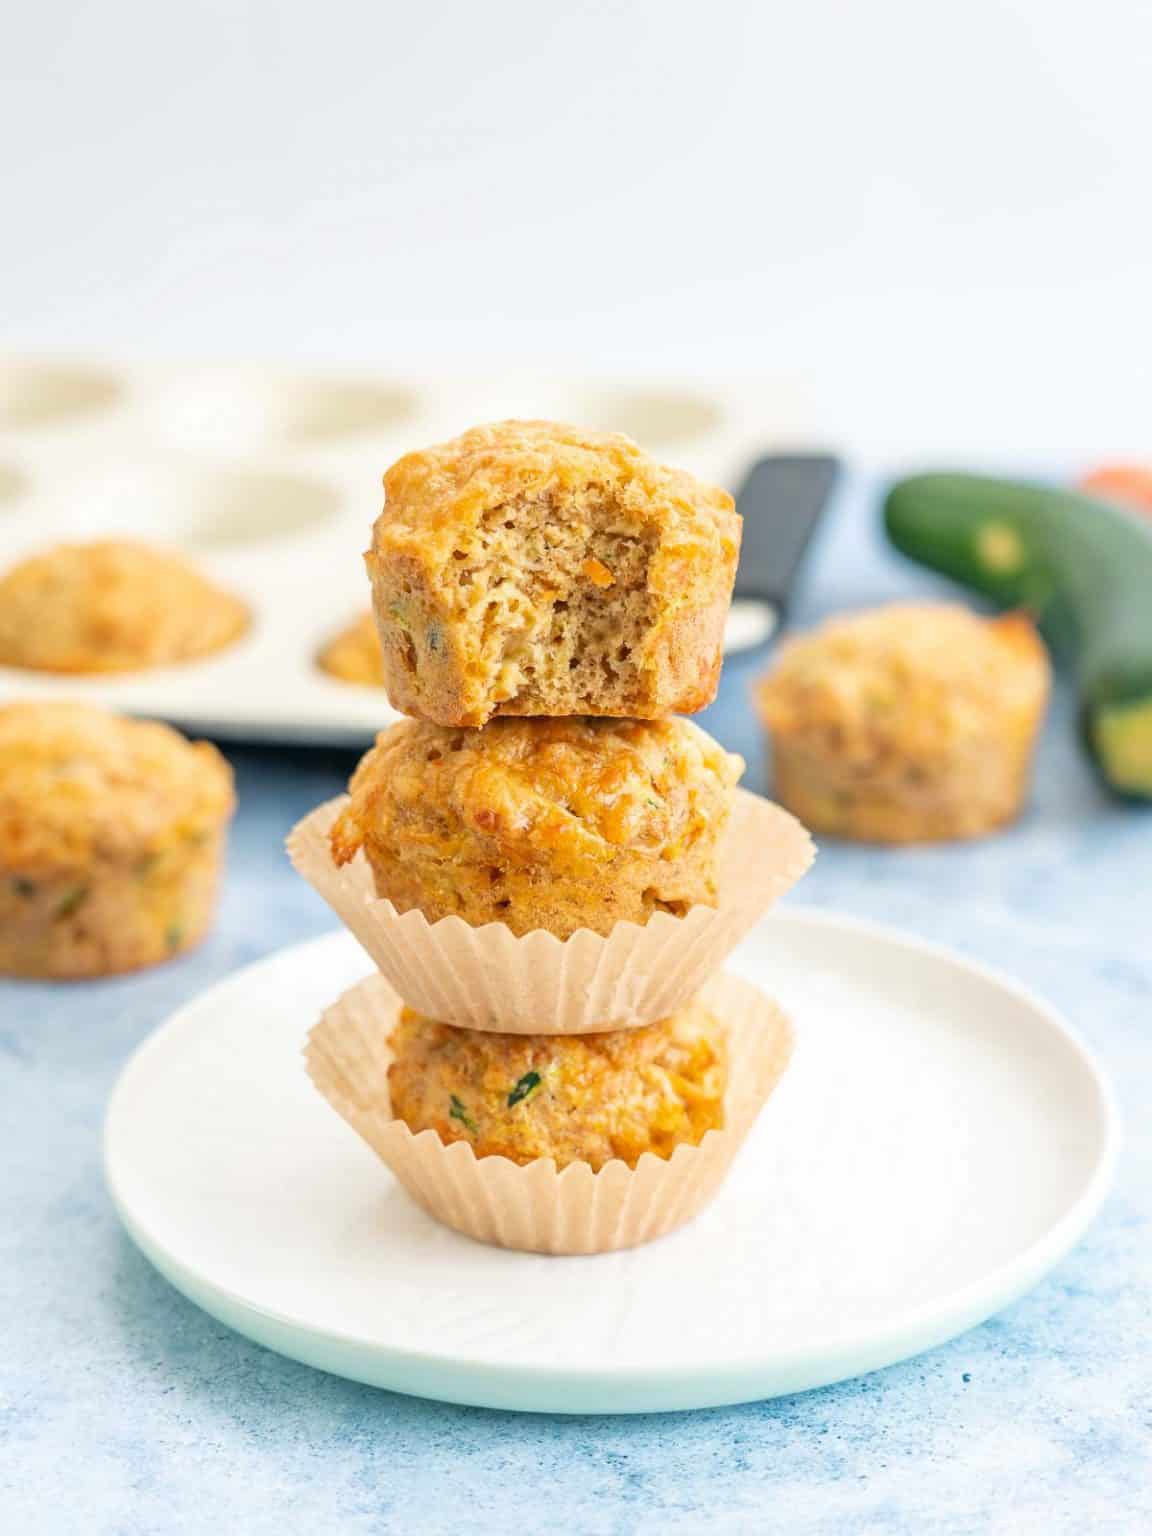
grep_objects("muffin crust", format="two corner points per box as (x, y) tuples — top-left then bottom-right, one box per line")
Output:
(0, 540), (249, 674)
(388, 998), (727, 1170)
(367, 420), (741, 726)
(0, 700), (234, 976)
(329, 715), (743, 938)
(316, 611), (385, 687)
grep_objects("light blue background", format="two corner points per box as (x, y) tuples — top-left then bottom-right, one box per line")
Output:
(2, 474), (1149, 1533)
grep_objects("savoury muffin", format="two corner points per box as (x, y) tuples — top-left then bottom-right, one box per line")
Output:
(316, 610), (384, 687)
(756, 603), (1050, 843)
(0, 540), (249, 673)
(329, 715), (743, 938)
(387, 998), (727, 1171)
(0, 700), (234, 977)
(366, 419), (742, 726)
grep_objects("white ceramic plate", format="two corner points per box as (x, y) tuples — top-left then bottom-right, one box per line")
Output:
(104, 910), (1118, 1414)
(0, 358), (804, 744)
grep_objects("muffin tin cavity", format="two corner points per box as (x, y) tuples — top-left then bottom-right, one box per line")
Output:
(573, 388), (723, 450)
(0, 362), (124, 429)
(44, 461), (343, 549)
(0, 464), (26, 510)
(155, 371), (420, 452)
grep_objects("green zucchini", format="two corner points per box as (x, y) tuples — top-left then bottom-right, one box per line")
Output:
(883, 472), (1152, 799)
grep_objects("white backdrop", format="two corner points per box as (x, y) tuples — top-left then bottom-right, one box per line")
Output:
(4, 1), (1151, 460)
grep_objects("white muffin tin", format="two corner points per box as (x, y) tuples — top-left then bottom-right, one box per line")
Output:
(0, 358), (803, 745)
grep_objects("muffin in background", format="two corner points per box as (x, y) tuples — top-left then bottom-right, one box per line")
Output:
(367, 419), (741, 727)
(387, 999), (727, 1172)
(0, 700), (234, 977)
(329, 714), (743, 939)
(0, 540), (249, 674)
(755, 603), (1050, 844)
(316, 610), (384, 687)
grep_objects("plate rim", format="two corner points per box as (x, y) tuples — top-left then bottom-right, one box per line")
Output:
(103, 908), (1122, 1410)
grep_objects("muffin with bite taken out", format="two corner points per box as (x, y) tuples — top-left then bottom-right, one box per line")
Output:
(366, 419), (741, 727)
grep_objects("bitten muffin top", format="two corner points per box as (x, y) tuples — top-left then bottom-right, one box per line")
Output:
(0, 700), (234, 872)
(387, 999), (727, 1171)
(756, 603), (1049, 763)
(373, 419), (740, 586)
(0, 540), (249, 673)
(329, 715), (743, 882)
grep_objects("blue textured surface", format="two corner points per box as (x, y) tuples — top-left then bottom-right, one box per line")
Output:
(2, 475), (1149, 1533)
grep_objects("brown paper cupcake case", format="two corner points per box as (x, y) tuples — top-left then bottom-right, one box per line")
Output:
(305, 968), (794, 1255)
(288, 787), (813, 1034)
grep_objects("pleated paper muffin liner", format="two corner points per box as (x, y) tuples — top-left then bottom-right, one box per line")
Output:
(287, 787), (813, 1034)
(305, 969), (794, 1255)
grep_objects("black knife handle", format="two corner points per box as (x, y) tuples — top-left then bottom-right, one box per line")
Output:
(733, 453), (841, 619)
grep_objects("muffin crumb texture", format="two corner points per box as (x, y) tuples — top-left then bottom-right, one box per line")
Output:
(0, 540), (249, 674)
(367, 419), (741, 726)
(0, 700), (234, 977)
(757, 602), (1050, 843)
(387, 998), (727, 1171)
(329, 714), (743, 938)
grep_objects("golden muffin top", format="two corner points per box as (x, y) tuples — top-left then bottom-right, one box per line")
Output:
(387, 998), (726, 1170)
(373, 419), (740, 580)
(316, 611), (384, 687)
(0, 700), (235, 872)
(757, 603), (1050, 762)
(0, 539), (249, 674)
(330, 715), (742, 877)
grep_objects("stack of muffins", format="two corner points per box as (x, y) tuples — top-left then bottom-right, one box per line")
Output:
(291, 421), (814, 1254)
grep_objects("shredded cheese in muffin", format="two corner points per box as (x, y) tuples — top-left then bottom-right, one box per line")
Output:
(328, 715), (743, 937)
(0, 700), (234, 976)
(0, 700), (233, 873)
(756, 603), (1050, 843)
(366, 419), (741, 726)
(387, 999), (727, 1171)
(758, 604), (1048, 767)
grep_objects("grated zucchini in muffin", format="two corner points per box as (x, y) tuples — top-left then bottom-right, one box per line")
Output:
(0, 700), (234, 977)
(756, 603), (1050, 843)
(329, 715), (743, 938)
(387, 999), (727, 1170)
